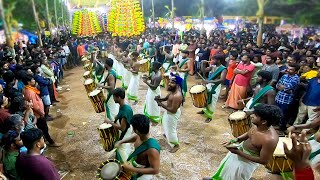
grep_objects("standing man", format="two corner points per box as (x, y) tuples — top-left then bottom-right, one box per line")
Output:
(261, 55), (280, 86)
(187, 39), (197, 75)
(16, 128), (60, 180)
(275, 64), (300, 132)
(155, 75), (183, 153)
(105, 88), (133, 162)
(198, 55), (227, 123)
(294, 68), (320, 125)
(115, 114), (160, 180)
(203, 104), (281, 180)
(127, 52), (141, 105)
(225, 54), (255, 110)
(22, 75), (61, 147)
(177, 50), (190, 97)
(143, 62), (162, 123)
(98, 58), (119, 121)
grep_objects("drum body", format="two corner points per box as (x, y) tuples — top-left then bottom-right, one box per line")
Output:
(96, 159), (131, 180)
(89, 89), (105, 113)
(83, 63), (92, 72)
(265, 137), (294, 173)
(228, 111), (251, 137)
(139, 59), (149, 73)
(189, 85), (208, 108)
(83, 71), (91, 79)
(84, 79), (96, 94)
(98, 123), (119, 152)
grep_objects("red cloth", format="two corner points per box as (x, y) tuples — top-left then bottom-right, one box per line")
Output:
(234, 62), (255, 87)
(294, 166), (315, 180)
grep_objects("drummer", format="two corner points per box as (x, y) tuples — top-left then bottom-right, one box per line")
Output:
(161, 46), (174, 73)
(156, 75), (184, 153)
(203, 104), (281, 180)
(142, 62), (162, 124)
(105, 88), (133, 163)
(98, 58), (119, 121)
(198, 55), (227, 123)
(115, 114), (160, 180)
(238, 70), (276, 113)
(127, 52), (141, 105)
(177, 50), (190, 97)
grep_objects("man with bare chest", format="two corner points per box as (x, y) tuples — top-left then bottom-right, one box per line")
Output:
(143, 62), (162, 123)
(115, 114), (160, 180)
(155, 75), (183, 153)
(127, 52), (141, 105)
(121, 51), (132, 89)
(239, 70), (276, 112)
(204, 104), (281, 180)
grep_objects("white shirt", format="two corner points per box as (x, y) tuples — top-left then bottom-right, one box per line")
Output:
(63, 45), (70, 55)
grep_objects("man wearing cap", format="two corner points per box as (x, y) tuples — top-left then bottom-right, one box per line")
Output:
(155, 75), (183, 153)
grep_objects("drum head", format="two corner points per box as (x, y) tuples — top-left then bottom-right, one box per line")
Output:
(89, 89), (101, 97)
(99, 123), (112, 129)
(84, 79), (94, 85)
(229, 111), (246, 121)
(100, 162), (121, 180)
(190, 85), (206, 94)
(273, 137), (292, 156)
(84, 71), (90, 76)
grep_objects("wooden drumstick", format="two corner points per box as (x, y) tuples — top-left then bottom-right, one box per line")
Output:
(288, 131), (292, 139)
(197, 72), (205, 81)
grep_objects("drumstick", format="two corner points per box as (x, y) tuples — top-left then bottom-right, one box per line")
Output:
(288, 131), (291, 139)
(197, 72), (205, 81)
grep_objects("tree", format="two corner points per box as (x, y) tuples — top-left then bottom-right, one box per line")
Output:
(256, 0), (269, 47)
(0, 0), (16, 47)
(31, 0), (43, 46)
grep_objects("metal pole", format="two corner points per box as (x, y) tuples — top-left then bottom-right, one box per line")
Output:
(141, 0), (144, 18)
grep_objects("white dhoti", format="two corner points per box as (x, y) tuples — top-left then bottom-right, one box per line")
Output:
(162, 108), (181, 146)
(212, 144), (259, 180)
(123, 69), (132, 89)
(118, 63), (125, 79)
(130, 161), (153, 180)
(127, 74), (140, 101)
(203, 84), (221, 119)
(104, 94), (119, 120)
(116, 126), (133, 162)
(144, 87), (161, 123)
(309, 138), (320, 166)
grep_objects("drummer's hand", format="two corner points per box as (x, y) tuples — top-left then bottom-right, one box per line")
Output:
(284, 130), (311, 169)
(122, 162), (135, 172)
(287, 126), (295, 133)
(226, 146), (240, 154)
(114, 141), (122, 148)
(154, 96), (160, 100)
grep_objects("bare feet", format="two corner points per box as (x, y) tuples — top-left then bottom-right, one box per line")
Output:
(197, 110), (204, 114)
(205, 118), (212, 123)
(169, 144), (180, 153)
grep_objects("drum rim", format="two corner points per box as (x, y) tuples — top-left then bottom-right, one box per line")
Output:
(89, 89), (101, 96)
(96, 159), (122, 180)
(189, 85), (207, 94)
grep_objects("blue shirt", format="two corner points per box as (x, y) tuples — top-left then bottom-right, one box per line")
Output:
(34, 74), (51, 96)
(302, 78), (320, 106)
(275, 74), (300, 104)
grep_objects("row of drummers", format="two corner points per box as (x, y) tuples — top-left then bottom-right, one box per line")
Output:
(189, 84), (294, 174)
(80, 53), (153, 180)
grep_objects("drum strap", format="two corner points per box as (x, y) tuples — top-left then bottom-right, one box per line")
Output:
(207, 66), (226, 104)
(249, 85), (273, 109)
(127, 138), (160, 162)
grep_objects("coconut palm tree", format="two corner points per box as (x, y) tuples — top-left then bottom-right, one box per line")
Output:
(31, 0), (43, 46)
(256, 0), (269, 47)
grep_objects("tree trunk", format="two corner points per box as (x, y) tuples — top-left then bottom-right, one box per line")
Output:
(45, 0), (53, 40)
(257, 18), (263, 47)
(141, 0), (144, 18)
(61, 0), (65, 27)
(31, 0), (43, 47)
(201, 0), (204, 30)
(0, 0), (13, 48)
(54, 0), (58, 26)
(151, 0), (155, 29)
(171, 0), (174, 29)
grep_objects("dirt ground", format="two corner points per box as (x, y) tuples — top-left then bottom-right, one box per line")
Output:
(45, 67), (317, 180)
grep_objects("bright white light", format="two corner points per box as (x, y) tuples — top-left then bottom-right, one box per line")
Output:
(228, 24), (236, 30)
